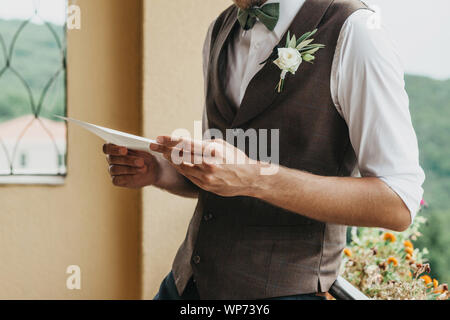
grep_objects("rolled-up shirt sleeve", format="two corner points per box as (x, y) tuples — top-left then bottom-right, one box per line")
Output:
(332, 10), (425, 221)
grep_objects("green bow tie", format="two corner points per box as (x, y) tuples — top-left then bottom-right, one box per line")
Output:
(237, 2), (280, 31)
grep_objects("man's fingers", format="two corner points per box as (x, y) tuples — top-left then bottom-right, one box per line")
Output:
(157, 136), (206, 155)
(150, 136), (184, 155)
(150, 142), (173, 155)
(153, 137), (221, 159)
(109, 165), (147, 176)
(179, 162), (204, 178)
(112, 175), (134, 187)
(127, 149), (153, 158)
(156, 136), (183, 147)
(103, 143), (128, 156)
(167, 161), (210, 183)
(107, 155), (145, 167)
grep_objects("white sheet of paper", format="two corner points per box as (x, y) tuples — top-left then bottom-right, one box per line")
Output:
(57, 116), (158, 153)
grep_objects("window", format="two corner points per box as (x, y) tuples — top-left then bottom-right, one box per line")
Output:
(0, 0), (67, 184)
(20, 153), (27, 168)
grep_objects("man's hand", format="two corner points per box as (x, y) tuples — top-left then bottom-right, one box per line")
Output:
(103, 143), (160, 189)
(150, 136), (260, 197)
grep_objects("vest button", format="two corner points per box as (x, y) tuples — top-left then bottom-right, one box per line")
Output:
(193, 255), (201, 264)
(203, 212), (214, 221)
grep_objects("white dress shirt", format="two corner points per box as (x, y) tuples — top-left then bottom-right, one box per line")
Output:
(202, 0), (425, 220)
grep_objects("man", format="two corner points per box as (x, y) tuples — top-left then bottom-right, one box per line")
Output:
(103, 0), (424, 300)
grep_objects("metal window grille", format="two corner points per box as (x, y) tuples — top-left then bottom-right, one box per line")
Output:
(0, 0), (67, 183)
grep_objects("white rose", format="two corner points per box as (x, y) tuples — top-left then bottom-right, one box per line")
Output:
(273, 47), (302, 76)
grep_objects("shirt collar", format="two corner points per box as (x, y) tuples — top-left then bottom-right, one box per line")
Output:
(266, 0), (306, 40)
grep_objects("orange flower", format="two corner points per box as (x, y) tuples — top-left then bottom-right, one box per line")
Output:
(408, 271), (412, 278)
(433, 279), (439, 288)
(405, 253), (412, 260)
(405, 247), (414, 255)
(387, 257), (398, 266)
(383, 232), (396, 243)
(343, 248), (352, 257)
(434, 284), (448, 294)
(404, 240), (413, 249)
(420, 275), (432, 285)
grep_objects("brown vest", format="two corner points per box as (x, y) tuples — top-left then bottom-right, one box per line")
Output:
(172, 0), (368, 299)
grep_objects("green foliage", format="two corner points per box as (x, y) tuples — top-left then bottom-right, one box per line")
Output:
(405, 75), (450, 283)
(0, 19), (66, 123)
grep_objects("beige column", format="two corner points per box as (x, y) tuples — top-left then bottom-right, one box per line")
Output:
(142, 0), (230, 299)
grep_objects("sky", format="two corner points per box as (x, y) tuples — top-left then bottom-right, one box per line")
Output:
(364, 0), (450, 79)
(0, 0), (449, 79)
(0, 0), (66, 25)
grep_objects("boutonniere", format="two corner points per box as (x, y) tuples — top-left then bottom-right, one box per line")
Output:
(262, 29), (325, 93)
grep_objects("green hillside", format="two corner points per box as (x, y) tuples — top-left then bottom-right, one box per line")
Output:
(0, 19), (65, 122)
(405, 74), (450, 282)
(0, 20), (449, 282)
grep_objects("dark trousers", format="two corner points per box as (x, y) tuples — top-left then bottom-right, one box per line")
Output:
(153, 272), (326, 300)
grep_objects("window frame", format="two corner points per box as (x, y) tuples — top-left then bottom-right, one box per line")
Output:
(0, 1), (68, 185)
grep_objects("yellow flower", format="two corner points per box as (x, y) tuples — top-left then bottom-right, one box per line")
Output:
(420, 275), (432, 285)
(387, 257), (398, 266)
(433, 279), (439, 288)
(405, 247), (414, 255)
(383, 232), (396, 243)
(404, 240), (414, 249)
(343, 248), (352, 257)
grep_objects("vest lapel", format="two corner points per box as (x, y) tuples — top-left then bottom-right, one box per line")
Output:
(210, 7), (240, 125)
(231, 0), (335, 128)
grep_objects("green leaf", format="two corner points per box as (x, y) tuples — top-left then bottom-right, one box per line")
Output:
(289, 34), (297, 48)
(296, 38), (314, 50)
(296, 32), (311, 46)
(285, 31), (291, 47)
(302, 54), (315, 63)
(301, 47), (321, 55)
(299, 44), (325, 52)
(309, 28), (318, 38)
(295, 28), (318, 46)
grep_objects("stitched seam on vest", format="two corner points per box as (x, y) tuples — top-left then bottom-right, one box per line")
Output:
(264, 241), (277, 297)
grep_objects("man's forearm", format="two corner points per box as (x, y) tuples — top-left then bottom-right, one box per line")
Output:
(153, 155), (199, 198)
(248, 165), (411, 231)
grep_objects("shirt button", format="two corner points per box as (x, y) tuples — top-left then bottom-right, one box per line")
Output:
(204, 212), (214, 221)
(193, 255), (201, 264)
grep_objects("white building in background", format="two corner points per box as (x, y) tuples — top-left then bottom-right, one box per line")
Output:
(0, 115), (66, 175)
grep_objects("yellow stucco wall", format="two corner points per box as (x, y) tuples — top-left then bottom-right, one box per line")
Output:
(142, 0), (231, 299)
(0, 0), (142, 299)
